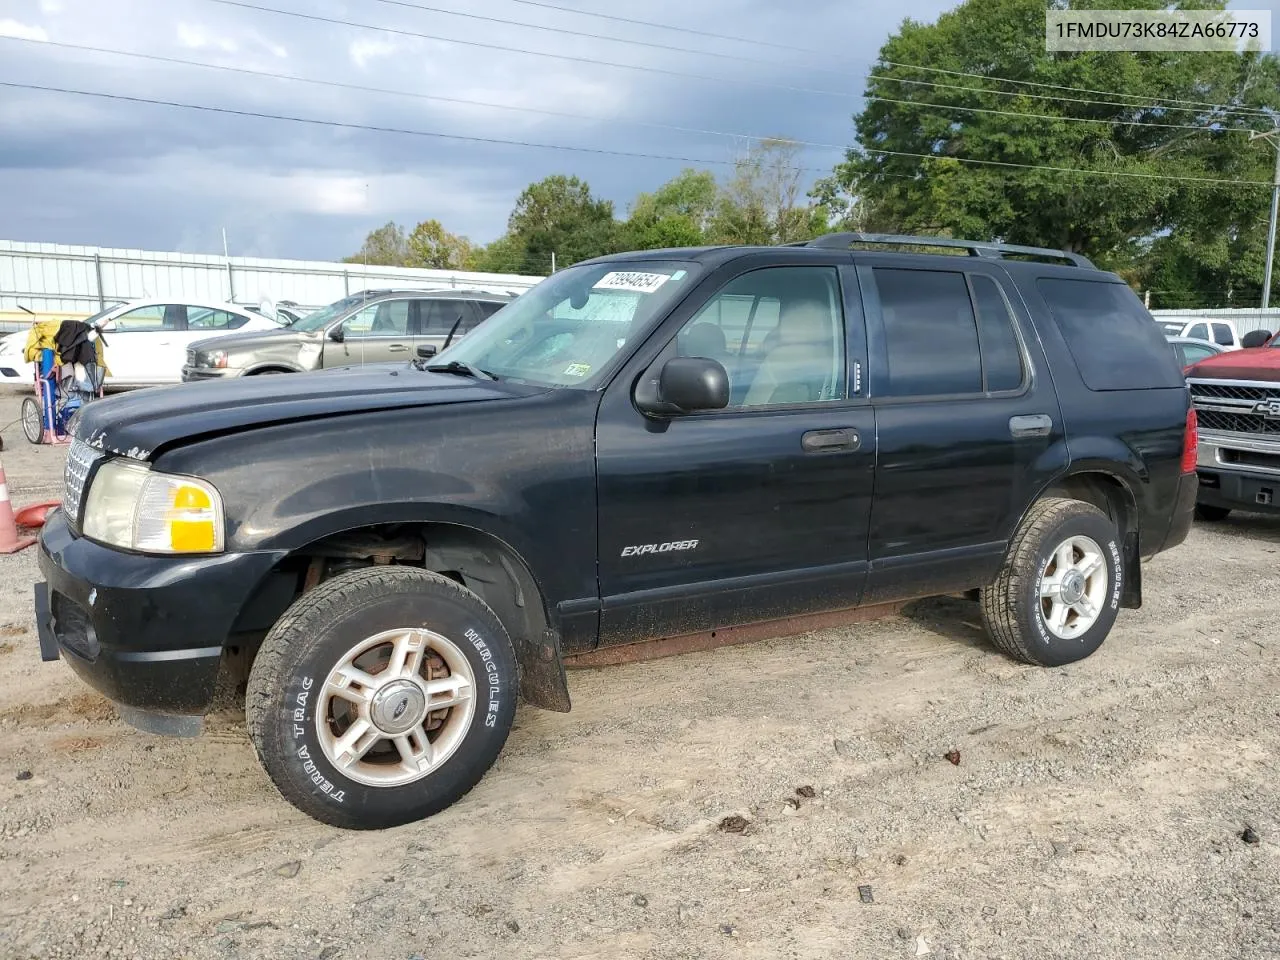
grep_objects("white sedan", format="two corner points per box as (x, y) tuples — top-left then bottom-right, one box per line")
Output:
(0, 298), (286, 388)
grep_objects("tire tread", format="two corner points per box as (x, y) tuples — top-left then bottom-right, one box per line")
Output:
(246, 566), (512, 829)
(980, 497), (1109, 666)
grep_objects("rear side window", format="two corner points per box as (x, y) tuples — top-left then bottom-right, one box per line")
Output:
(1037, 279), (1183, 390)
(875, 268), (981, 397)
(1212, 323), (1234, 346)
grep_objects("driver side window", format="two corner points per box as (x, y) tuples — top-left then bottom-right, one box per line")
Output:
(668, 266), (846, 408)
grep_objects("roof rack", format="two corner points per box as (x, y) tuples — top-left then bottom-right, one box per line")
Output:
(794, 232), (1094, 268)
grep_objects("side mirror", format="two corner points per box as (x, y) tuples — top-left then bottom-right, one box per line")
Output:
(638, 357), (730, 416)
(1241, 330), (1272, 349)
(416, 343), (438, 360)
(328, 325), (345, 343)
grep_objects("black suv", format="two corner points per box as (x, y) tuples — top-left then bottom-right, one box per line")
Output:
(181, 288), (516, 380)
(35, 234), (1196, 829)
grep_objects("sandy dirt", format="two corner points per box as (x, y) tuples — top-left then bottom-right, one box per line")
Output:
(0, 389), (1276, 960)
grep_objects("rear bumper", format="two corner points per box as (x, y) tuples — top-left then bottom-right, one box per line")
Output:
(1159, 472), (1199, 551)
(36, 508), (283, 732)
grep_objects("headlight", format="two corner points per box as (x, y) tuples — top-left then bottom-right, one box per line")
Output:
(197, 350), (229, 369)
(82, 459), (224, 554)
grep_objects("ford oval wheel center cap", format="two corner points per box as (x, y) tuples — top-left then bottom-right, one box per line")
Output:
(1059, 570), (1086, 606)
(370, 679), (428, 735)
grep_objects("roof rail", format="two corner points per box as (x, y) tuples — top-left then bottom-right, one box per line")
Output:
(799, 232), (1094, 268)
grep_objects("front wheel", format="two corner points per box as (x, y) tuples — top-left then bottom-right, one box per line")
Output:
(246, 567), (518, 829)
(21, 397), (44, 444)
(980, 498), (1122, 667)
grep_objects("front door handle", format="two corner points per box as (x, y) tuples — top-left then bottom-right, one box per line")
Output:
(387, 344), (408, 352)
(802, 428), (860, 453)
(1009, 414), (1053, 439)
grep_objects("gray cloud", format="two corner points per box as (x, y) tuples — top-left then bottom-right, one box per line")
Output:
(11, 0), (1259, 261)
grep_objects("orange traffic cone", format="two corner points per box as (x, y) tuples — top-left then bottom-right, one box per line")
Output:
(0, 458), (37, 554)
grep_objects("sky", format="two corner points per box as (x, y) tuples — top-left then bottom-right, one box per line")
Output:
(0, 0), (1276, 262)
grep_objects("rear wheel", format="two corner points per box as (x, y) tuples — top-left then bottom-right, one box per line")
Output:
(21, 397), (44, 444)
(1194, 503), (1231, 522)
(981, 498), (1122, 667)
(246, 567), (518, 829)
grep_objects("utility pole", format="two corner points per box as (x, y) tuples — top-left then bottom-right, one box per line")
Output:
(1253, 126), (1280, 310)
(550, 251), (556, 274)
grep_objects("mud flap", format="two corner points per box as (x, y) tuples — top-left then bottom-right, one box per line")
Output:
(1122, 530), (1141, 609)
(517, 628), (571, 712)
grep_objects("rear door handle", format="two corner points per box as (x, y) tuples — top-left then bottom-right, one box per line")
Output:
(1009, 414), (1053, 438)
(802, 428), (860, 453)
(388, 344), (408, 352)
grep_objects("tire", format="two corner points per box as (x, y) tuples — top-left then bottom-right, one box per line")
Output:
(21, 396), (44, 444)
(980, 497), (1122, 668)
(1195, 503), (1231, 522)
(246, 567), (518, 829)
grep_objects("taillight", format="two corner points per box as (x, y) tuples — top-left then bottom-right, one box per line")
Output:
(1181, 407), (1198, 474)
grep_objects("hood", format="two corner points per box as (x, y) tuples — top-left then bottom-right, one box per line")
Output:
(1186, 346), (1280, 382)
(189, 327), (312, 353)
(76, 365), (538, 459)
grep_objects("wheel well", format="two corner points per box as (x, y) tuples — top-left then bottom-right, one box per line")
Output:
(1045, 472), (1134, 534)
(224, 522), (570, 711)
(246, 366), (294, 375)
(1043, 471), (1141, 609)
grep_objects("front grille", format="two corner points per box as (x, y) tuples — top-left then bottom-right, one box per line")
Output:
(1198, 410), (1280, 436)
(63, 440), (102, 525)
(1191, 382), (1278, 403)
(1190, 379), (1280, 437)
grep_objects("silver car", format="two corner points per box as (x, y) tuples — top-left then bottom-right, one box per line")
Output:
(182, 288), (515, 380)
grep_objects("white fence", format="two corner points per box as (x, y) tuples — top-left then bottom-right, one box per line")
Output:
(0, 239), (546, 319)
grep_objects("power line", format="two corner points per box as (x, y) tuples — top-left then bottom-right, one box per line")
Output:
(206, 0), (866, 102)
(0, 79), (830, 170)
(0, 36), (849, 151)
(3, 80), (1272, 187)
(207, 0), (1269, 128)
(880, 75), (1269, 122)
(10, 35), (1250, 149)
(489, 0), (1276, 118)
(362, 0), (814, 72)
(868, 92), (1256, 134)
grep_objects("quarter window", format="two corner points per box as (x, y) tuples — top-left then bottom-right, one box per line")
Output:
(970, 275), (1025, 392)
(187, 308), (246, 331)
(669, 266), (845, 408)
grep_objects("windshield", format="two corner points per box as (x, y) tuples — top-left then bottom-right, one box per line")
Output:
(1157, 322), (1183, 336)
(437, 261), (700, 387)
(290, 292), (382, 332)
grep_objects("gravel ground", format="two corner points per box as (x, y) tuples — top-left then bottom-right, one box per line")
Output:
(0, 388), (1276, 960)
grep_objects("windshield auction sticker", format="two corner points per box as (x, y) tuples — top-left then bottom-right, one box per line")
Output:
(593, 271), (671, 294)
(1047, 10), (1271, 52)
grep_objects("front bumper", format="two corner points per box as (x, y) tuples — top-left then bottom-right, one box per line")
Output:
(180, 365), (237, 382)
(36, 508), (282, 732)
(1196, 431), (1280, 514)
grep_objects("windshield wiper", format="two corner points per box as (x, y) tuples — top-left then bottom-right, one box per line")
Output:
(424, 360), (498, 381)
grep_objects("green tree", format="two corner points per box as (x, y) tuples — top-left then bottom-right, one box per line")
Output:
(466, 233), (532, 273)
(620, 169), (718, 249)
(829, 0), (1279, 294)
(507, 175), (618, 271)
(710, 139), (831, 245)
(343, 221), (409, 266)
(406, 219), (475, 270)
